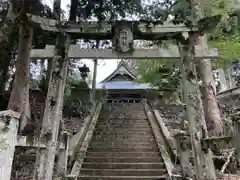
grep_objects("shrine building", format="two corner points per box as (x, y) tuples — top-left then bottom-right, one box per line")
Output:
(96, 61), (152, 103)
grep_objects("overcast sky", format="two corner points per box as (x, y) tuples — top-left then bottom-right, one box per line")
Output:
(42, 0), (118, 83)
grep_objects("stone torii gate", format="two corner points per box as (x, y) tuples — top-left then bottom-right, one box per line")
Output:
(29, 16), (218, 60)
(29, 15), (219, 180)
(0, 11), (220, 180)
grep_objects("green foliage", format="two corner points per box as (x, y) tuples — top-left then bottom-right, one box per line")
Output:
(76, 0), (143, 21)
(202, 0), (240, 68)
(63, 80), (92, 117)
(209, 35), (240, 68)
(95, 89), (108, 102)
(73, 0), (199, 26)
(124, 59), (181, 102)
(202, 0), (232, 18)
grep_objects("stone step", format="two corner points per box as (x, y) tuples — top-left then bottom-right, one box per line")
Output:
(90, 137), (156, 141)
(97, 118), (149, 121)
(103, 115), (146, 117)
(98, 116), (148, 123)
(104, 110), (145, 113)
(94, 127), (153, 133)
(97, 119), (148, 122)
(94, 128), (152, 132)
(92, 135), (154, 140)
(118, 105), (144, 107)
(80, 169), (167, 176)
(109, 104), (143, 107)
(90, 139), (157, 144)
(106, 106), (143, 108)
(106, 110), (145, 112)
(92, 132), (154, 136)
(96, 123), (149, 126)
(67, 175), (167, 179)
(82, 162), (165, 169)
(96, 124), (151, 128)
(83, 157), (162, 163)
(95, 123), (151, 127)
(89, 142), (157, 147)
(85, 152), (161, 158)
(100, 111), (146, 114)
(88, 144), (158, 149)
(93, 130), (153, 135)
(91, 136), (155, 141)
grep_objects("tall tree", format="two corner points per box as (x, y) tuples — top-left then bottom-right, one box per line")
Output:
(7, 0), (41, 132)
(191, 0), (224, 136)
(0, 1), (18, 94)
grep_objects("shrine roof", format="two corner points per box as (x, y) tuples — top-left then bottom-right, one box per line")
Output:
(96, 81), (152, 89)
(98, 60), (153, 89)
(101, 61), (136, 83)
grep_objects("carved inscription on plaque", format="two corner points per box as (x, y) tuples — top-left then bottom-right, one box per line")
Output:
(112, 23), (133, 53)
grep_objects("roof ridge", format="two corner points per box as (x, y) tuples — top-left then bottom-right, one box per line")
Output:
(100, 61), (136, 83)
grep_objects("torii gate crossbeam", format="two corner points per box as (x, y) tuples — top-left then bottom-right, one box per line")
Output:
(30, 45), (218, 60)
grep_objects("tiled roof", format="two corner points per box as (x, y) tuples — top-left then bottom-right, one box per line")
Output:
(100, 60), (136, 83)
(96, 81), (152, 89)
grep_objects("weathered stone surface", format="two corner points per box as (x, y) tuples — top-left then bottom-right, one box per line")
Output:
(30, 45), (218, 60)
(72, 102), (169, 179)
(220, 174), (240, 180)
(0, 90), (89, 179)
(0, 110), (20, 180)
(156, 104), (185, 136)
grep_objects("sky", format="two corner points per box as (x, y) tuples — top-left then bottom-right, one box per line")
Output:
(42, 0), (118, 83)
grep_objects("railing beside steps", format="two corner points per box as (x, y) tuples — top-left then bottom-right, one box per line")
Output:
(144, 99), (240, 180)
(142, 99), (179, 179)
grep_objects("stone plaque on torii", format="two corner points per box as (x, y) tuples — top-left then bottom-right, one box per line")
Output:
(28, 14), (219, 59)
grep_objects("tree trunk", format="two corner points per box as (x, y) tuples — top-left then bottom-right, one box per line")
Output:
(191, 0), (223, 136)
(0, 47), (11, 94)
(196, 37), (223, 136)
(178, 35), (216, 180)
(34, 35), (70, 180)
(7, 22), (33, 132)
(0, 22), (15, 94)
(69, 0), (78, 22)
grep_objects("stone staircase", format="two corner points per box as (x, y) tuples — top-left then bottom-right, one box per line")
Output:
(75, 102), (168, 179)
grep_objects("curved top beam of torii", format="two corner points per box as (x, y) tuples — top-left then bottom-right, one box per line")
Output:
(21, 11), (221, 59)
(25, 13), (221, 40)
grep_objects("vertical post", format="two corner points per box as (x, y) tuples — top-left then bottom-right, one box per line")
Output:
(232, 112), (240, 162)
(0, 110), (20, 180)
(224, 67), (233, 89)
(33, 0), (72, 179)
(35, 35), (71, 180)
(178, 33), (216, 180)
(57, 131), (71, 177)
(174, 131), (192, 178)
(91, 58), (98, 102)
